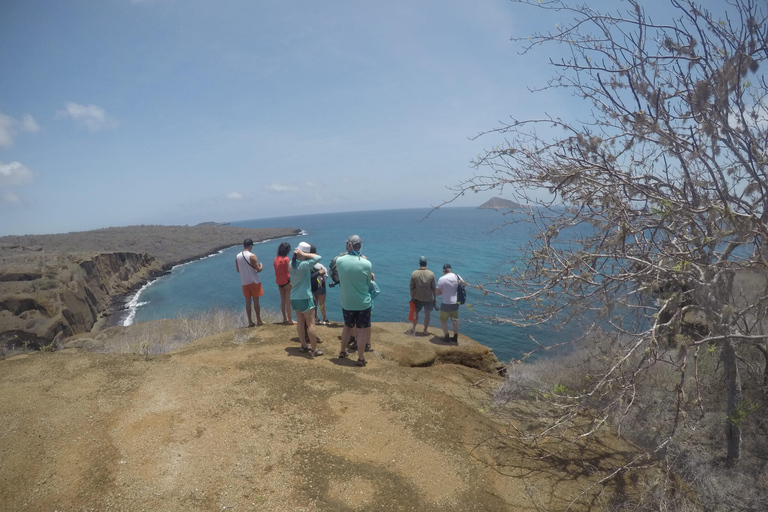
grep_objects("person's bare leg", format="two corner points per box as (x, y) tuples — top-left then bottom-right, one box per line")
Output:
(423, 308), (431, 334)
(245, 297), (255, 327)
(296, 312), (307, 348)
(306, 311), (318, 351)
(357, 327), (371, 361)
(279, 286), (289, 323)
(283, 286), (295, 324)
(318, 294), (327, 322)
(341, 325), (352, 355)
(452, 318), (459, 341)
(410, 310), (419, 334)
(254, 297), (263, 326)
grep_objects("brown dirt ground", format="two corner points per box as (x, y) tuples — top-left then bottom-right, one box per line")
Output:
(1, 322), (660, 511)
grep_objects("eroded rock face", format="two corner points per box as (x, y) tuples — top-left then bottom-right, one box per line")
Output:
(0, 252), (162, 349)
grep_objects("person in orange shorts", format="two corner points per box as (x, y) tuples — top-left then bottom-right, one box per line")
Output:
(235, 238), (264, 327)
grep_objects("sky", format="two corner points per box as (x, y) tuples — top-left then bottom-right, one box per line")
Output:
(0, 0), (728, 236)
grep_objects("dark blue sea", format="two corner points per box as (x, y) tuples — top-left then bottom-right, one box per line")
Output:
(127, 207), (581, 363)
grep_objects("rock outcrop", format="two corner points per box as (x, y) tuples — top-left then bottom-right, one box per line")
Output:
(0, 252), (162, 349)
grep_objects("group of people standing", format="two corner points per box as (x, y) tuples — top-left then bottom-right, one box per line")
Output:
(409, 257), (464, 343)
(236, 235), (376, 366)
(235, 235), (465, 367)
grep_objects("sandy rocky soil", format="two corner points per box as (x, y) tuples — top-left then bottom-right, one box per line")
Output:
(0, 320), (662, 512)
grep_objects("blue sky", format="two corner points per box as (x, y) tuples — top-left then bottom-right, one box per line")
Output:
(0, 0), (723, 236)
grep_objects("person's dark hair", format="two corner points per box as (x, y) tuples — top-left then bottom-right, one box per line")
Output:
(309, 244), (317, 253)
(277, 242), (291, 257)
(243, 238), (254, 248)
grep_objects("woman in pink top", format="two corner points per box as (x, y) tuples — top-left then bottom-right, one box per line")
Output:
(274, 242), (294, 324)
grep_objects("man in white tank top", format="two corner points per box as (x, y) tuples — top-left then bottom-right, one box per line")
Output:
(235, 238), (264, 327)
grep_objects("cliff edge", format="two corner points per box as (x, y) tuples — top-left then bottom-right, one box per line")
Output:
(0, 321), (659, 511)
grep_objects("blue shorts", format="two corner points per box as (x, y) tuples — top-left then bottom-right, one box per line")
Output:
(342, 308), (372, 329)
(291, 298), (315, 314)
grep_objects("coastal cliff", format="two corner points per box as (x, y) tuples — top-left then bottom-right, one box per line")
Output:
(0, 251), (162, 349)
(0, 225), (300, 350)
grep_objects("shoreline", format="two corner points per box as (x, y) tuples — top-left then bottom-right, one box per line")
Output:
(102, 231), (303, 329)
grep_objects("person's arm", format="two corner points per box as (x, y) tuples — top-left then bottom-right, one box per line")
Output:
(294, 249), (319, 261)
(249, 254), (263, 272)
(235, 255), (240, 274)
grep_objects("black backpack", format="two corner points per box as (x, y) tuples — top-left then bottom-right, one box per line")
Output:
(456, 275), (466, 305)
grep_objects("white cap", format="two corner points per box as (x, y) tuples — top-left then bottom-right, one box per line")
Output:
(297, 241), (312, 252)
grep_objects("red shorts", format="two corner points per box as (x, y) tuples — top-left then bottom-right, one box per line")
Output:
(242, 282), (264, 299)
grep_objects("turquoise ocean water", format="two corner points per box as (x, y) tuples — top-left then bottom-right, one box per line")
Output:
(128, 207), (580, 362)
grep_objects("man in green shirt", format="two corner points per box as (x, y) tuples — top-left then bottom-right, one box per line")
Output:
(336, 235), (373, 366)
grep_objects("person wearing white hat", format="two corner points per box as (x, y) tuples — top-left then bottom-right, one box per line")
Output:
(290, 242), (323, 357)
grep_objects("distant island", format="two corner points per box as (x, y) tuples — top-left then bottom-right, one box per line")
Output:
(477, 197), (522, 209)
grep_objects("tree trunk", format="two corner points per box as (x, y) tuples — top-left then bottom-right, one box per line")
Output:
(722, 338), (742, 465)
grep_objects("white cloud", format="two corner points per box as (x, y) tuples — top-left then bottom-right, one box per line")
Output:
(21, 114), (40, 133)
(0, 161), (35, 186)
(1, 191), (20, 204)
(0, 112), (40, 147)
(226, 192), (245, 200)
(58, 102), (116, 131)
(305, 180), (326, 188)
(266, 183), (298, 192)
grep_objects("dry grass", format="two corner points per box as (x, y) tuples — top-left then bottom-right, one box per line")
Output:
(67, 308), (283, 356)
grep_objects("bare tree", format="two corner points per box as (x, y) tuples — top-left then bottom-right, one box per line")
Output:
(459, 0), (768, 470)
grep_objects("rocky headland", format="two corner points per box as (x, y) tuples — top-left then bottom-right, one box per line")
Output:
(0, 224), (299, 349)
(0, 223), (688, 511)
(0, 320), (665, 511)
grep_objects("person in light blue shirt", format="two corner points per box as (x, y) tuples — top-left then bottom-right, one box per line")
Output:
(336, 235), (373, 366)
(290, 241), (322, 357)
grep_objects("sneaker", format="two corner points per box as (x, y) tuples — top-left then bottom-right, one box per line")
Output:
(452, 334), (458, 343)
(365, 343), (371, 352)
(311, 349), (324, 357)
(444, 334), (450, 343)
(348, 339), (358, 350)
(299, 345), (310, 353)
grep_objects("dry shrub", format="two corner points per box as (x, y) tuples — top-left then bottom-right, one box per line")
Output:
(86, 307), (281, 356)
(493, 331), (768, 511)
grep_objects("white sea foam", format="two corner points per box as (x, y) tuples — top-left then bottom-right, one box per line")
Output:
(123, 234), (299, 326)
(122, 281), (155, 326)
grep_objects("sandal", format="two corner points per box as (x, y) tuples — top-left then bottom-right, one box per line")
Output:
(338, 351), (348, 359)
(356, 358), (367, 367)
(299, 345), (310, 353)
(312, 349), (324, 357)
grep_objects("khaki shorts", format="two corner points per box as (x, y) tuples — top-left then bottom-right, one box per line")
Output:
(439, 303), (459, 322)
